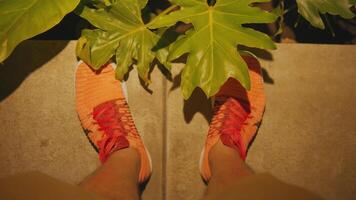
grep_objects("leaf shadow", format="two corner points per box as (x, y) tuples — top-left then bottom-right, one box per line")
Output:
(167, 55), (273, 125)
(168, 69), (212, 124)
(183, 87), (213, 124)
(239, 46), (275, 84)
(136, 58), (174, 94)
(0, 40), (69, 102)
(239, 45), (274, 61)
(152, 26), (179, 51)
(138, 62), (156, 95)
(262, 68), (274, 84)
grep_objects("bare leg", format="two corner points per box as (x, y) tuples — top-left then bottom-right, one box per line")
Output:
(204, 140), (253, 197)
(80, 148), (140, 200)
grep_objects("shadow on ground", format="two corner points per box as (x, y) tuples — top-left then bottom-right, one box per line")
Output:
(167, 49), (275, 124)
(0, 41), (69, 102)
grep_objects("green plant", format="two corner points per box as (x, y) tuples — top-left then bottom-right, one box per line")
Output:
(0, 0), (354, 99)
(0, 0), (80, 62)
(297, 0), (355, 29)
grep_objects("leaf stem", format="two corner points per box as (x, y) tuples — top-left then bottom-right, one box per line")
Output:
(322, 14), (335, 37)
(146, 5), (178, 28)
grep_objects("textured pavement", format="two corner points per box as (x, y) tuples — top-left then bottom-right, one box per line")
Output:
(0, 41), (355, 200)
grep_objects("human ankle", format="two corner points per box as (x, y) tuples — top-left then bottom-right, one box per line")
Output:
(80, 147), (141, 195)
(107, 148), (141, 180)
(209, 140), (253, 180)
(108, 148), (140, 166)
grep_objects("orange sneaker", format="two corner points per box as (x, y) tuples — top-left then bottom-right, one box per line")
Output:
(199, 56), (266, 182)
(75, 62), (152, 183)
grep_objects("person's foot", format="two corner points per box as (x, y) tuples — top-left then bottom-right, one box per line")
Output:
(200, 56), (266, 182)
(203, 139), (253, 196)
(75, 62), (152, 183)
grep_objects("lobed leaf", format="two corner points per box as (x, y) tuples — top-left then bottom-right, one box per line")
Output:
(296, 0), (355, 29)
(149, 0), (277, 99)
(0, 0), (80, 62)
(76, 0), (170, 83)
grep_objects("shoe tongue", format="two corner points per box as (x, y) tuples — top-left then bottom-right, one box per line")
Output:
(99, 135), (129, 163)
(93, 101), (112, 117)
(92, 100), (130, 163)
(219, 98), (250, 160)
(223, 98), (249, 128)
(216, 78), (248, 101)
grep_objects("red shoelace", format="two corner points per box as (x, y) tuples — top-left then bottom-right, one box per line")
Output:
(92, 99), (130, 163)
(211, 97), (251, 160)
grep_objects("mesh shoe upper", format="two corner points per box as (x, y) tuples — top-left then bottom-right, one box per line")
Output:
(200, 56), (266, 181)
(76, 62), (151, 183)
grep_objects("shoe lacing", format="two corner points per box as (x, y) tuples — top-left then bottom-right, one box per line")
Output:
(92, 99), (135, 163)
(115, 99), (140, 139)
(209, 97), (251, 159)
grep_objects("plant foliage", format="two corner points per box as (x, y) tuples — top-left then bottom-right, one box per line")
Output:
(149, 0), (277, 98)
(0, 0), (354, 99)
(76, 0), (170, 82)
(296, 0), (355, 29)
(78, 0), (277, 99)
(0, 0), (80, 62)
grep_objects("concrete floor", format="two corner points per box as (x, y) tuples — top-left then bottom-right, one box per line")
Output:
(0, 41), (355, 200)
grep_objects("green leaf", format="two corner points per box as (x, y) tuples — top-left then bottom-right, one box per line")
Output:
(76, 0), (169, 83)
(296, 0), (355, 29)
(272, 0), (285, 36)
(149, 0), (277, 99)
(0, 0), (80, 62)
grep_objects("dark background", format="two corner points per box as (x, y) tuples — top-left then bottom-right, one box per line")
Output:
(33, 0), (356, 44)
